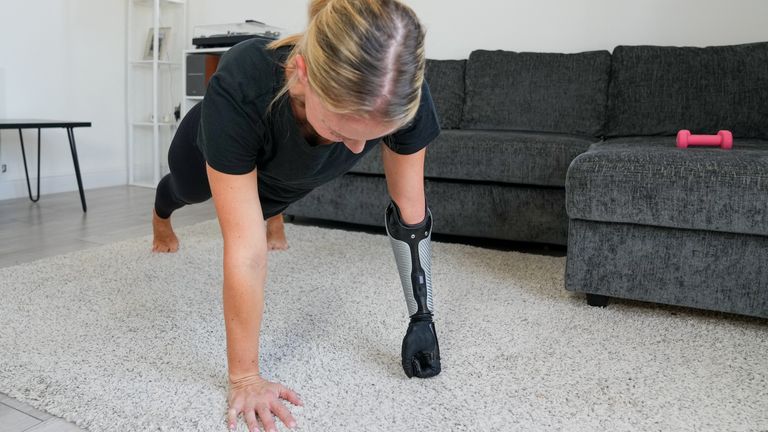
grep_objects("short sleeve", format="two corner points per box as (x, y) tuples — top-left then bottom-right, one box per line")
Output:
(196, 66), (263, 175)
(385, 80), (441, 155)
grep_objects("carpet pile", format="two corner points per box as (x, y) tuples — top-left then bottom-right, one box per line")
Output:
(1, 220), (766, 431)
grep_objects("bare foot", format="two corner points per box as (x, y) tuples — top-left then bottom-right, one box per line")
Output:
(266, 213), (289, 251)
(152, 209), (179, 253)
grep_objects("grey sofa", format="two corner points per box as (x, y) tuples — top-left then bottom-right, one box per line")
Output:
(286, 41), (768, 318)
(287, 50), (612, 246)
(565, 42), (768, 318)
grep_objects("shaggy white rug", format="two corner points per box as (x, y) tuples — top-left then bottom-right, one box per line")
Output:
(0, 220), (766, 432)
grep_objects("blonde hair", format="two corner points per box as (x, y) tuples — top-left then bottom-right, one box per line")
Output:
(268, 0), (426, 127)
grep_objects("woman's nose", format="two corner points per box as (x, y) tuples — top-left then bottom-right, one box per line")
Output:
(344, 139), (366, 154)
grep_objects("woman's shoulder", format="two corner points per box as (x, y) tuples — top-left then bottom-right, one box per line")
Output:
(212, 40), (289, 103)
(219, 39), (284, 67)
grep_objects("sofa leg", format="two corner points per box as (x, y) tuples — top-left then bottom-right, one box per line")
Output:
(586, 293), (609, 307)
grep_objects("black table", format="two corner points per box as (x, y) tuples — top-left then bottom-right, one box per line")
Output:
(0, 119), (91, 212)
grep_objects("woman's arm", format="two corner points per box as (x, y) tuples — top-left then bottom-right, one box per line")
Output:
(207, 164), (267, 380)
(207, 164), (302, 431)
(381, 144), (442, 378)
(381, 144), (426, 222)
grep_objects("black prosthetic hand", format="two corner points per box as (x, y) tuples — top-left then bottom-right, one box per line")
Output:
(402, 313), (441, 378)
(385, 201), (442, 378)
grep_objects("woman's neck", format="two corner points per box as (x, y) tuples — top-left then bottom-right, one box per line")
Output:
(286, 69), (333, 146)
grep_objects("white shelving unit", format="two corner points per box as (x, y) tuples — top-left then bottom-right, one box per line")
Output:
(127, 0), (187, 188)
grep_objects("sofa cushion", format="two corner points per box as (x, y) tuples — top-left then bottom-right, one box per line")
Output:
(461, 49), (611, 137)
(606, 42), (768, 139)
(350, 130), (597, 187)
(566, 137), (768, 236)
(426, 59), (465, 129)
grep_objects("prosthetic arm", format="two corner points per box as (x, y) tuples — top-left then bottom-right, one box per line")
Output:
(385, 201), (441, 378)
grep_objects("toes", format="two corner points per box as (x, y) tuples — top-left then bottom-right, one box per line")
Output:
(151, 243), (178, 253)
(267, 242), (289, 251)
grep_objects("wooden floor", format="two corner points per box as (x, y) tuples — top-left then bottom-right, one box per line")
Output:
(0, 185), (216, 432)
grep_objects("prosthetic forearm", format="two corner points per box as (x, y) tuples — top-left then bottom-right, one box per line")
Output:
(385, 201), (441, 378)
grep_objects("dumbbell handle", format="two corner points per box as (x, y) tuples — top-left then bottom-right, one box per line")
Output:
(688, 134), (721, 145)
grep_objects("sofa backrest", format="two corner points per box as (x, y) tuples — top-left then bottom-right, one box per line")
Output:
(606, 42), (768, 139)
(460, 49), (611, 137)
(425, 59), (465, 129)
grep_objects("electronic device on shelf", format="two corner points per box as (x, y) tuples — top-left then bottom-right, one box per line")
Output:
(192, 20), (284, 48)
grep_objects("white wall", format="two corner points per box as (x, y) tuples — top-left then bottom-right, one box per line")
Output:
(0, 0), (126, 201)
(414, 0), (768, 58)
(0, 68), (6, 118)
(0, 0), (766, 202)
(189, 0), (768, 58)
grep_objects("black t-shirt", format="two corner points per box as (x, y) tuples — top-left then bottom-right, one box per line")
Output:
(196, 38), (440, 219)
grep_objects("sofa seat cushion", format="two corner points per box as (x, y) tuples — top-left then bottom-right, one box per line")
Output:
(286, 173), (570, 245)
(350, 130), (597, 187)
(566, 137), (768, 236)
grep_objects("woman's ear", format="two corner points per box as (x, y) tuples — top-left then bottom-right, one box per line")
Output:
(294, 54), (309, 84)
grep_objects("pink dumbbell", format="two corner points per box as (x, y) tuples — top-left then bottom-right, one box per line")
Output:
(676, 130), (733, 149)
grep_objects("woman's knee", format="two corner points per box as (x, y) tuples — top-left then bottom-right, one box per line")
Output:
(176, 185), (212, 205)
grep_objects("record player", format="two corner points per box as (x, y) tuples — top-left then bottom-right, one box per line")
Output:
(192, 20), (284, 48)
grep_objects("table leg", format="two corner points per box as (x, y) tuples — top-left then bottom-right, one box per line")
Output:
(18, 128), (41, 203)
(66, 127), (87, 212)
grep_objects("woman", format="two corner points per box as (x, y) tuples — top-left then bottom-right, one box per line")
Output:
(152, 0), (441, 430)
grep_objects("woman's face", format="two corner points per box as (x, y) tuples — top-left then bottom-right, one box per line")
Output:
(292, 55), (399, 154)
(303, 88), (398, 154)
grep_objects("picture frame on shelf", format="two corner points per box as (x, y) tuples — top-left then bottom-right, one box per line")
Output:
(144, 27), (171, 60)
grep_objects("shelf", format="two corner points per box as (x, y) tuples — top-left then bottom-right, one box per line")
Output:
(127, 0), (186, 187)
(133, 0), (184, 6)
(185, 47), (230, 54)
(130, 60), (181, 67)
